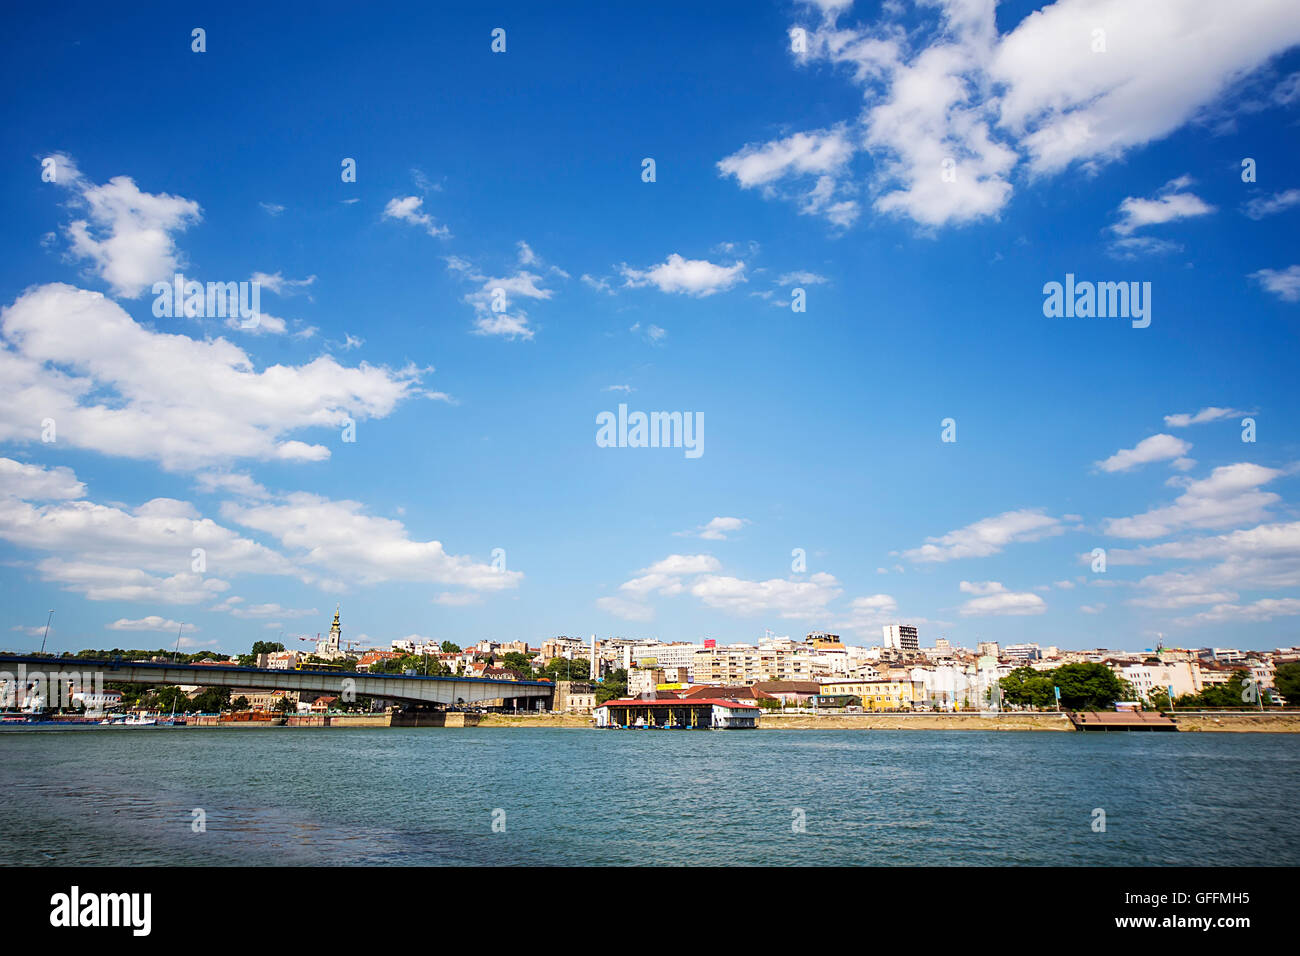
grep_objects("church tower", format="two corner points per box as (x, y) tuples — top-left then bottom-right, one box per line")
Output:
(318, 604), (342, 659)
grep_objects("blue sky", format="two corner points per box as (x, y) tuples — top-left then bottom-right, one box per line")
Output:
(2, 0), (1300, 656)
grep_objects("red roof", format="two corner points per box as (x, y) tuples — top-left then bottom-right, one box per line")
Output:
(598, 697), (759, 711)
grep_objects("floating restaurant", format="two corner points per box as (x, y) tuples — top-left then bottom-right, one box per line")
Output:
(594, 697), (760, 729)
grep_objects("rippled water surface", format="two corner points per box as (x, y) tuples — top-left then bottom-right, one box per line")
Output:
(1, 727), (1296, 865)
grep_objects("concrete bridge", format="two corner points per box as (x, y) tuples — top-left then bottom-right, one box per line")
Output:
(0, 654), (554, 709)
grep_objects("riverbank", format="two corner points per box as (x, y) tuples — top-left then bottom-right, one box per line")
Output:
(760, 712), (1074, 731)
(477, 712), (591, 728)
(1170, 712), (1300, 732)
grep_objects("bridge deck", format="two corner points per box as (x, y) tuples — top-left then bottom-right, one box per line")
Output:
(0, 655), (553, 707)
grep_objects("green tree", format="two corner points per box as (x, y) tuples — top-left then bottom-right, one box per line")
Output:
(273, 695), (296, 714)
(596, 668), (627, 704)
(1053, 662), (1126, 709)
(232, 696), (250, 711)
(190, 686), (231, 713)
(153, 685), (192, 713)
(1273, 662), (1300, 702)
(440, 641), (461, 654)
(501, 652), (536, 679)
(999, 667), (1055, 709)
(544, 657), (590, 682)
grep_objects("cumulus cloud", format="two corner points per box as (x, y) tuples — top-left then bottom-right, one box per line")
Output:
(620, 254), (746, 297)
(446, 253), (561, 341)
(1242, 188), (1300, 220)
(904, 508), (1071, 562)
(1164, 407), (1248, 427)
(0, 284), (425, 472)
(1250, 265), (1300, 302)
(722, 1), (1300, 228)
(382, 196), (450, 238)
(677, 516), (749, 540)
(599, 553), (839, 621)
(717, 127), (861, 226)
(1109, 176), (1214, 236)
(107, 617), (198, 633)
(1175, 597), (1300, 625)
(690, 572), (842, 619)
(958, 580), (1046, 616)
(221, 492), (522, 591)
(1101, 463), (1283, 539)
(50, 155), (202, 298)
(0, 457), (85, 500)
(1095, 434), (1193, 472)
(0, 460), (301, 604)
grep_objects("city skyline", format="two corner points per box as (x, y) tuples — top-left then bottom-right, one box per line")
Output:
(3, 0), (1300, 656)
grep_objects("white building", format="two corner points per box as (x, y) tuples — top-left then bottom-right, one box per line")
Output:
(882, 624), (919, 653)
(71, 690), (124, 715)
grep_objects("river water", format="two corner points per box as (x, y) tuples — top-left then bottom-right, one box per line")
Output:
(1, 728), (1295, 865)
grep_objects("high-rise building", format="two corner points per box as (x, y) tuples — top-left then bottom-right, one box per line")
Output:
(882, 624), (919, 653)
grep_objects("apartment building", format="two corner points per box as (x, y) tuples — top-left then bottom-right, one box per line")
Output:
(882, 624), (920, 653)
(820, 678), (925, 711)
(1115, 660), (1203, 702)
(692, 644), (814, 684)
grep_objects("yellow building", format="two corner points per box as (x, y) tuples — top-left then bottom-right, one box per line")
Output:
(819, 678), (924, 711)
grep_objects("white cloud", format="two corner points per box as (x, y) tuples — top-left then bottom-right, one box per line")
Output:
(1164, 407), (1248, 427)
(0, 463), (303, 605)
(1106, 236), (1183, 260)
(690, 571), (842, 619)
(219, 601), (318, 620)
(993, 0), (1300, 173)
(221, 492), (522, 591)
(1243, 188), (1300, 220)
(1109, 176), (1214, 236)
(52, 157), (202, 298)
(776, 271), (830, 285)
(194, 472), (270, 500)
(382, 196), (450, 238)
(1095, 433), (1192, 472)
(1101, 463), (1283, 539)
(717, 127), (861, 226)
(1175, 597), (1300, 625)
(446, 254), (559, 341)
(958, 580), (1046, 616)
(724, 1), (1300, 229)
(677, 516), (749, 540)
(1102, 521), (1300, 615)
(581, 274), (615, 294)
(0, 458), (85, 500)
(107, 617), (197, 633)
(620, 254), (746, 297)
(904, 508), (1070, 562)
(251, 271), (316, 296)
(1250, 265), (1300, 302)
(0, 284), (425, 472)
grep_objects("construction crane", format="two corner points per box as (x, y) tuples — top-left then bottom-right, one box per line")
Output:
(295, 635), (373, 654)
